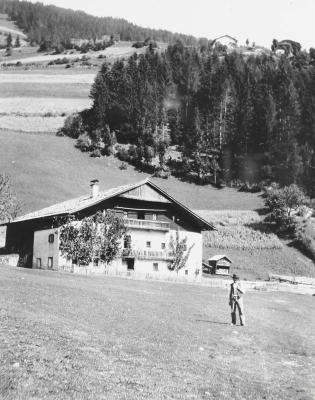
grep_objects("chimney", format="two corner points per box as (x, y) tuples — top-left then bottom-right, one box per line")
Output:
(90, 179), (99, 198)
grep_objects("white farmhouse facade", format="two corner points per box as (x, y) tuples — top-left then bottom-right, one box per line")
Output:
(3, 179), (213, 280)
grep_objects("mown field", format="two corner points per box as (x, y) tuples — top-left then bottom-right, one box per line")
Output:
(0, 265), (314, 400)
(0, 71), (94, 133)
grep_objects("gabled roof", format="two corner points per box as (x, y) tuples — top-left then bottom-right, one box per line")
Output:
(6, 178), (214, 230)
(212, 35), (238, 43)
(208, 255), (232, 262)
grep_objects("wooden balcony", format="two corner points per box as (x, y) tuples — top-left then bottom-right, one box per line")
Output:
(124, 218), (170, 231)
(122, 249), (174, 261)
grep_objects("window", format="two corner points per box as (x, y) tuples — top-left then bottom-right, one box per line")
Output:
(146, 241), (151, 248)
(138, 211), (145, 220)
(127, 258), (134, 270)
(36, 258), (41, 268)
(185, 269), (188, 275)
(124, 235), (131, 249)
(153, 263), (159, 271)
(48, 234), (54, 243)
(152, 214), (157, 221)
(48, 257), (53, 269)
(161, 242), (166, 250)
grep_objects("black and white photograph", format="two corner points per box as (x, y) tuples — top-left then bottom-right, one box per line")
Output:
(0, 0), (314, 398)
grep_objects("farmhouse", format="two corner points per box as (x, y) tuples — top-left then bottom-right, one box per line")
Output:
(2, 179), (213, 279)
(212, 35), (238, 48)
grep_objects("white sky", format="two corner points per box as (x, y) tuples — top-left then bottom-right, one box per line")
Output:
(32, 0), (315, 49)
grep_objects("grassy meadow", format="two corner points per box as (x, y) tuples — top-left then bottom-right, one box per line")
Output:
(0, 71), (94, 133)
(0, 43), (313, 280)
(0, 265), (314, 400)
(198, 210), (315, 279)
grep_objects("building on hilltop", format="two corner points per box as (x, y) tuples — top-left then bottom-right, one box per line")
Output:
(211, 35), (238, 49)
(2, 179), (213, 279)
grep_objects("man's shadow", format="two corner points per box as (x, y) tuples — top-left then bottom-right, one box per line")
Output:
(195, 319), (230, 325)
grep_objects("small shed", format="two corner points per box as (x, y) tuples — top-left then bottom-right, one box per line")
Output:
(207, 255), (232, 275)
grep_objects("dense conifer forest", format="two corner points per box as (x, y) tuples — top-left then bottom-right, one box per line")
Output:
(67, 43), (315, 195)
(0, 0), (199, 47)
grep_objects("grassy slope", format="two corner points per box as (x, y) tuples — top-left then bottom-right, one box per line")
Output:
(0, 265), (314, 400)
(0, 129), (264, 213)
(1, 129), (314, 279)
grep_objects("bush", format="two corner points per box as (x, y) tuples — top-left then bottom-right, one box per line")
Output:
(119, 162), (127, 170)
(116, 147), (129, 162)
(76, 133), (91, 152)
(62, 113), (84, 138)
(264, 184), (308, 233)
(154, 166), (171, 179)
(128, 145), (139, 163)
(295, 231), (315, 261)
(132, 41), (144, 48)
(90, 149), (101, 158)
(102, 145), (113, 156)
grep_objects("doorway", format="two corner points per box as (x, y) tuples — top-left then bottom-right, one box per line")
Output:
(126, 258), (135, 270)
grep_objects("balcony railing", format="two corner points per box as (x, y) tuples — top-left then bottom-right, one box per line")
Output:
(124, 218), (170, 231)
(122, 249), (174, 261)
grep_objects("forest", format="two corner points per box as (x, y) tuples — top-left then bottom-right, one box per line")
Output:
(0, 0), (199, 48)
(63, 42), (315, 196)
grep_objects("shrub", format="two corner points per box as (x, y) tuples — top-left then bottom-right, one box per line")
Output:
(90, 149), (101, 158)
(264, 184), (309, 232)
(154, 166), (171, 179)
(102, 145), (113, 156)
(116, 147), (129, 162)
(119, 162), (127, 170)
(76, 133), (91, 152)
(62, 113), (84, 138)
(128, 145), (139, 163)
(295, 231), (315, 261)
(132, 41), (144, 48)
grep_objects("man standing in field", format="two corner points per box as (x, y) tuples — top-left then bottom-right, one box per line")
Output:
(229, 274), (246, 326)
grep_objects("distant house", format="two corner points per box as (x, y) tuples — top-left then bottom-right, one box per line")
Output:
(70, 38), (90, 47)
(212, 35), (238, 49)
(204, 255), (232, 275)
(2, 179), (213, 279)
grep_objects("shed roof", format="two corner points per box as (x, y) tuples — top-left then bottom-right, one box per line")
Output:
(4, 178), (214, 230)
(208, 255), (232, 263)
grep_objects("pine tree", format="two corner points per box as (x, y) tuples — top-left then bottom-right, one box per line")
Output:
(14, 35), (20, 47)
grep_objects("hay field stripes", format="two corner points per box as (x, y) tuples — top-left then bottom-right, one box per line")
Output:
(0, 74), (96, 83)
(0, 72), (95, 132)
(0, 97), (92, 116)
(0, 43), (146, 65)
(0, 116), (65, 133)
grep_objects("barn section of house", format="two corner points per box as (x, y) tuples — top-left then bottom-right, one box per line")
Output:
(2, 179), (213, 278)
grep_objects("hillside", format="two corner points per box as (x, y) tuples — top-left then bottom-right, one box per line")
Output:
(0, 0), (199, 47)
(0, 129), (264, 213)
(1, 128), (314, 279)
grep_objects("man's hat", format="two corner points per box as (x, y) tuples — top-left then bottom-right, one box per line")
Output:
(232, 274), (240, 280)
